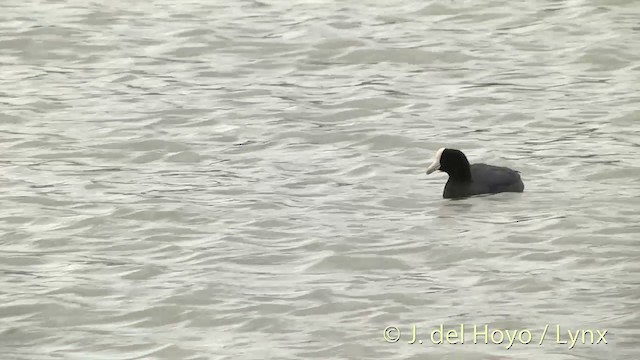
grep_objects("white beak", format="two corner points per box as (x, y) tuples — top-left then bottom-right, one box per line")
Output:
(426, 159), (440, 174)
(426, 147), (445, 175)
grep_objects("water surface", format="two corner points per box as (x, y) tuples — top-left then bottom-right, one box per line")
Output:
(1, 0), (639, 359)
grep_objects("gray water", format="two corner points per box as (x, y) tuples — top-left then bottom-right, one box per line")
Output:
(1, 0), (639, 359)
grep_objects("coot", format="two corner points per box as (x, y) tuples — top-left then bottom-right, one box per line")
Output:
(426, 148), (524, 199)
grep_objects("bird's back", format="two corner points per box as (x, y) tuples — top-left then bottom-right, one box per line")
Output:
(470, 163), (524, 193)
(443, 163), (524, 198)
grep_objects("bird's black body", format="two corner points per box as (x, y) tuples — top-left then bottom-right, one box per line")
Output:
(443, 163), (524, 199)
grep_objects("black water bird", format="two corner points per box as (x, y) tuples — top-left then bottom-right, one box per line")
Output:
(426, 148), (524, 199)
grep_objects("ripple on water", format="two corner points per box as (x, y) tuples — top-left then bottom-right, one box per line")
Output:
(1, 0), (640, 359)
